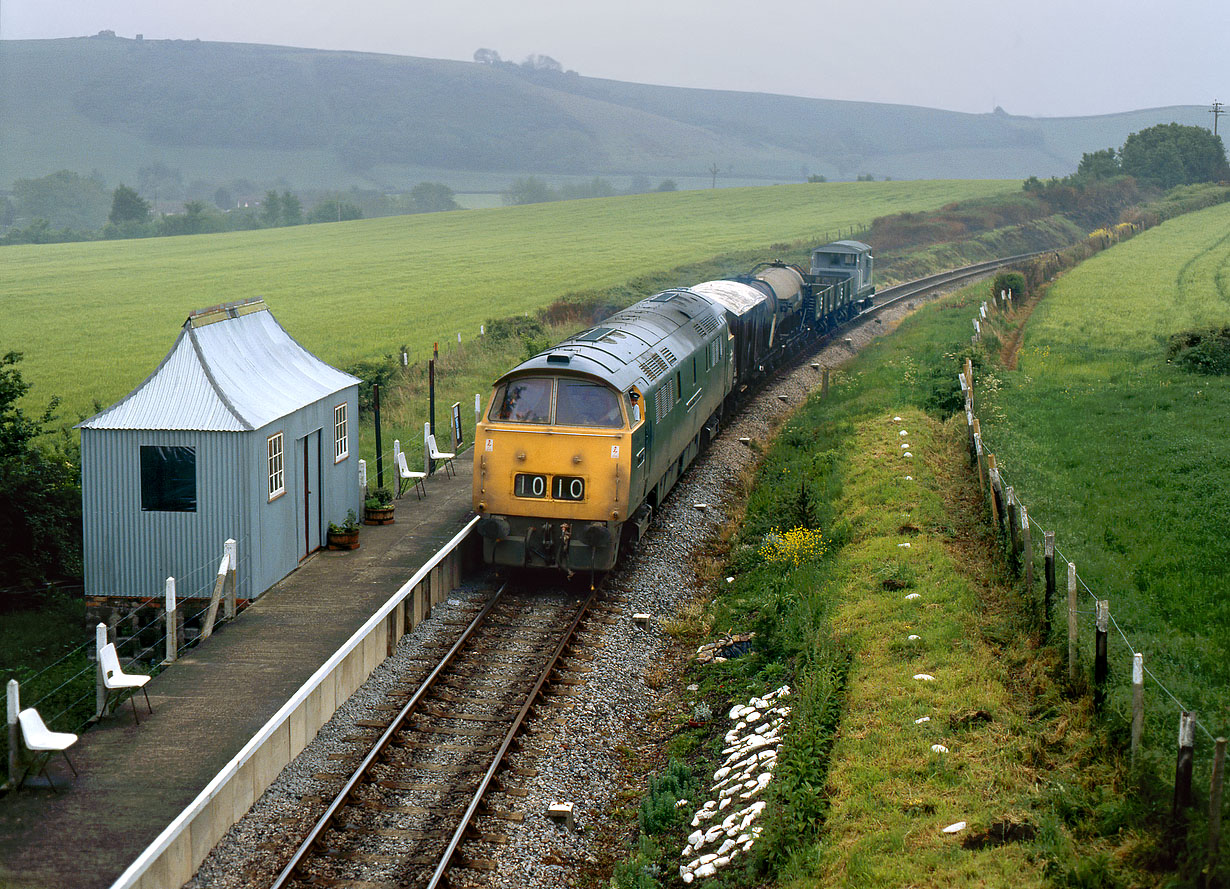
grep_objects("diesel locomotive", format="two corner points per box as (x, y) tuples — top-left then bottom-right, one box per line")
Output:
(472, 241), (874, 574)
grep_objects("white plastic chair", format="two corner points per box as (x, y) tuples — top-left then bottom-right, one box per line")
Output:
(100, 642), (152, 724)
(395, 450), (427, 500)
(17, 708), (78, 791)
(427, 433), (456, 478)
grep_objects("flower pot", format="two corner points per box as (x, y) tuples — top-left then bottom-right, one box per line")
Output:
(327, 529), (360, 550)
(364, 505), (395, 525)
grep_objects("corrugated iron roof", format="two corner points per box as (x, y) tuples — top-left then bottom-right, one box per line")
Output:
(79, 301), (359, 431)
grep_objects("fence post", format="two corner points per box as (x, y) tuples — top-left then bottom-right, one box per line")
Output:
(393, 439), (402, 479)
(1094, 599), (1109, 712)
(1173, 711), (1196, 816)
(200, 545), (230, 642)
(1043, 532), (1055, 637)
(1067, 562), (1078, 686)
(1130, 653), (1146, 768)
(1021, 504), (1034, 593)
(95, 622), (109, 718)
(164, 577), (178, 664)
(1006, 486), (1020, 572)
(1209, 736), (1226, 878)
(6, 679), (18, 789)
(987, 455), (1002, 529)
(972, 422), (985, 491)
(224, 538), (237, 621)
(359, 459), (368, 504)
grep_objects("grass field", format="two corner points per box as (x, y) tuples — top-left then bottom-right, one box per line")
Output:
(978, 201), (1230, 751)
(0, 180), (1012, 423)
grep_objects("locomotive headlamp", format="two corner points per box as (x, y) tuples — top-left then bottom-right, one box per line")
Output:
(573, 454), (583, 464)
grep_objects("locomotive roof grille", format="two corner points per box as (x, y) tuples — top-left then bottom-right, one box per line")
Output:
(639, 352), (669, 380)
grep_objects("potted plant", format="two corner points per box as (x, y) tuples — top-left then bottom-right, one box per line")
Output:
(364, 487), (395, 525)
(326, 509), (360, 550)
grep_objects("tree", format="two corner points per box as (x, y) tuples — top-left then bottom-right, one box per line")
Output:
(504, 177), (554, 205)
(1119, 123), (1229, 187)
(0, 352), (81, 592)
(656, 179), (678, 192)
(261, 190), (282, 227)
(14, 170), (111, 230)
(307, 198), (364, 224)
(473, 48), (502, 65)
(409, 182), (460, 213)
(1076, 147), (1120, 180)
(109, 184), (150, 224)
(522, 54), (562, 72)
(280, 191), (303, 226)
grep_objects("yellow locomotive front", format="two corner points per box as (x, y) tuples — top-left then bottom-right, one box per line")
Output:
(473, 370), (637, 573)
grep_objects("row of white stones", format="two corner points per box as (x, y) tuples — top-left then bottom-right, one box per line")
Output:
(895, 415), (966, 835)
(677, 685), (792, 882)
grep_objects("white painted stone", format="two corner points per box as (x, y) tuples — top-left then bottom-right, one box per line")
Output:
(687, 683), (699, 692)
(752, 825), (763, 837)
(699, 853), (718, 865)
(931, 744), (949, 754)
(676, 798), (690, 808)
(736, 720), (747, 731)
(914, 716), (931, 724)
(682, 870), (695, 883)
(904, 475), (914, 480)
(742, 839), (755, 852)
(728, 704), (747, 719)
(704, 825), (724, 844)
(718, 797), (731, 810)
(713, 766), (731, 781)
(717, 839), (736, 856)
(737, 833), (750, 844)
(688, 830), (703, 846)
(907, 634), (921, 641)
(898, 542), (912, 548)
(903, 452), (913, 458)
(714, 656), (727, 663)
(682, 844), (693, 857)
(725, 576), (735, 583)
(901, 443), (910, 449)
(714, 856), (731, 868)
(905, 592), (921, 600)
(913, 673), (935, 681)
(745, 710), (762, 722)
(756, 773), (772, 789)
(703, 800), (717, 810)
(743, 779), (758, 790)
(691, 815), (701, 827)
(751, 697), (769, 709)
(900, 430), (908, 436)
(894, 416), (903, 421)
(943, 821), (967, 834)
(695, 863), (717, 878)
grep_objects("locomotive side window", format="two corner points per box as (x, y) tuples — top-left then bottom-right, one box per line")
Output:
(555, 380), (623, 427)
(490, 377), (553, 424)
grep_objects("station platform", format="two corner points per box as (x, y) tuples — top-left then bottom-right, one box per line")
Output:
(0, 453), (476, 889)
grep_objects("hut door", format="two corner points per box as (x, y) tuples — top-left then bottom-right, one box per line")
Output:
(300, 430), (322, 558)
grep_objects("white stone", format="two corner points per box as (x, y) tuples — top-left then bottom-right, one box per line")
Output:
(682, 870), (695, 883)
(714, 656), (727, 663)
(756, 773), (772, 788)
(695, 864), (717, 878)
(717, 839), (736, 856)
(901, 443), (910, 449)
(904, 452), (913, 458)
(691, 815), (701, 827)
(713, 766), (731, 781)
(703, 800), (717, 810)
(676, 798), (690, 808)
(752, 825), (763, 837)
(907, 634), (921, 641)
(704, 825), (724, 844)
(718, 797), (731, 810)
(904, 592), (920, 599)
(743, 839), (755, 852)
(943, 821), (967, 834)
(724, 729), (740, 744)
(699, 853), (718, 865)
(900, 430), (908, 436)
(931, 744), (949, 754)
(687, 683), (699, 692)
(737, 833), (750, 844)
(688, 830), (703, 847)
(715, 856), (731, 868)
(894, 416), (903, 421)
(682, 844), (693, 858)
(904, 475), (914, 480)
(736, 720), (747, 731)
(750, 697), (769, 709)
(898, 542), (912, 548)
(726, 576), (735, 583)
(914, 673), (935, 681)
(914, 716), (931, 724)
(745, 710), (762, 722)
(728, 704), (747, 720)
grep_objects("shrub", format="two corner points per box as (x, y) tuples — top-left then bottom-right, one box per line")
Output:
(638, 758), (698, 835)
(1167, 326), (1230, 375)
(992, 270), (1026, 300)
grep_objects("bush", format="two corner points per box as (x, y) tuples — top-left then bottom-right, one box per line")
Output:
(638, 758), (698, 835)
(992, 270), (1026, 300)
(1167, 326), (1230, 375)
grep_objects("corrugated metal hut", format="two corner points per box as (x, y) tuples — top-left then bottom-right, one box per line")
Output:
(78, 298), (361, 601)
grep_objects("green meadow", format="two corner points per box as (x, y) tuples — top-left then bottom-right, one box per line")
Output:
(0, 180), (1010, 422)
(979, 202), (1230, 744)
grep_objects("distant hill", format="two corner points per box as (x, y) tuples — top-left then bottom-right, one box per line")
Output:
(0, 36), (1212, 192)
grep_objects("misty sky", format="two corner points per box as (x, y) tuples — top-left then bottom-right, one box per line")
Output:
(2, 0), (1225, 118)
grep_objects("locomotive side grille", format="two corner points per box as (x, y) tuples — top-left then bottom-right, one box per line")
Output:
(639, 352), (669, 380)
(693, 315), (719, 337)
(655, 376), (677, 421)
(661, 347), (678, 365)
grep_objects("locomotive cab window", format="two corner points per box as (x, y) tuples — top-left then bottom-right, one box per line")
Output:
(555, 380), (623, 427)
(490, 377), (553, 424)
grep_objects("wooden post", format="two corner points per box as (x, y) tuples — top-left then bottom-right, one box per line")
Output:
(821, 367), (829, 399)
(1021, 504), (1034, 593)
(973, 422), (986, 491)
(1094, 599), (1109, 712)
(1173, 711), (1196, 815)
(1131, 652), (1145, 767)
(200, 548), (230, 642)
(987, 455), (1002, 529)
(1006, 486), (1020, 571)
(1067, 562), (1078, 686)
(164, 577), (178, 664)
(6, 679), (18, 789)
(224, 538), (237, 621)
(1044, 532), (1055, 637)
(95, 622), (109, 718)
(1209, 736), (1226, 877)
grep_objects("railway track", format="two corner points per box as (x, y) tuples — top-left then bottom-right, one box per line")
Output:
(865, 250), (1048, 314)
(270, 582), (601, 889)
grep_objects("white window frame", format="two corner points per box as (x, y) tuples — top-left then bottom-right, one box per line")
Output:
(267, 431), (285, 501)
(333, 403), (349, 463)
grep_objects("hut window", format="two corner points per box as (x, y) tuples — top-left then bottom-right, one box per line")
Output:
(334, 404), (349, 462)
(268, 432), (285, 500)
(140, 446), (196, 512)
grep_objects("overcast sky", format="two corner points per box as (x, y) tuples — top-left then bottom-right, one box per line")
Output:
(2, 0), (1224, 118)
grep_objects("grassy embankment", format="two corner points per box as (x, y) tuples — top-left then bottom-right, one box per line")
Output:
(0, 179), (1009, 426)
(610, 189), (1230, 889)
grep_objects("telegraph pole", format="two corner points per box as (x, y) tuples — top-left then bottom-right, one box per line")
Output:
(1212, 100), (1226, 136)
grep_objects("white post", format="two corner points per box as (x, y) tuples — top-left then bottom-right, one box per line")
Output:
(95, 622), (109, 718)
(1131, 652), (1145, 766)
(480, 324), (485, 335)
(1067, 562), (1078, 685)
(359, 459), (368, 501)
(475, 393), (481, 431)
(165, 577), (178, 664)
(457, 332), (462, 344)
(393, 440), (402, 484)
(424, 421), (431, 476)
(224, 538), (237, 620)
(6, 679), (18, 788)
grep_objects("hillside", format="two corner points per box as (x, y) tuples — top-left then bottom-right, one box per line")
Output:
(0, 36), (1213, 193)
